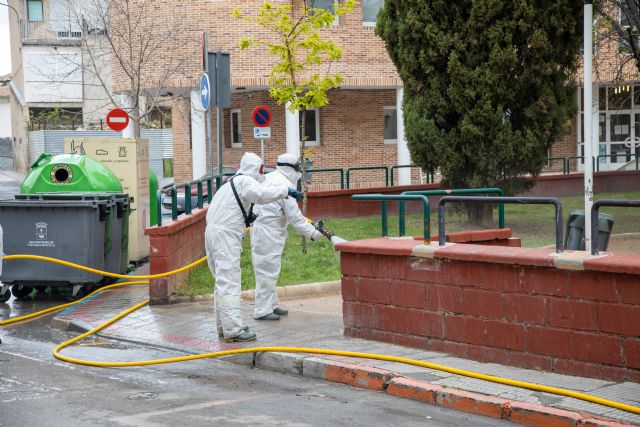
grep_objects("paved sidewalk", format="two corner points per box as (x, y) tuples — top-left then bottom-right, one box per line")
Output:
(53, 280), (640, 426)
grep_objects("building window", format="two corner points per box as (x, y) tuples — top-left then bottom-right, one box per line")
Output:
(619, 10), (637, 54)
(230, 109), (242, 148)
(299, 108), (320, 146)
(362, 0), (384, 26)
(384, 106), (397, 144)
(312, 0), (338, 25)
(578, 85), (640, 170)
(27, 0), (44, 22)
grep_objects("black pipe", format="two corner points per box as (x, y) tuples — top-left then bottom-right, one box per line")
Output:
(438, 196), (563, 253)
(591, 199), (640, 255)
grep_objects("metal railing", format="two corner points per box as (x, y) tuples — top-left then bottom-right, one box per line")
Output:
(303, 168), (345, 190)
(401, 188), (506, 234)
(352, 194), (431, 242)
(545, 157), (569, 174)
(596, 154), (639, 171)
(591, 199), (640, 255)
(437, 196), (564, 253)
(156, 173), (234, 226)
(346, 166), (389, 189)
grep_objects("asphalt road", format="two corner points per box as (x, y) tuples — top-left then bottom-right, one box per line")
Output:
(0, 304), (510, 427)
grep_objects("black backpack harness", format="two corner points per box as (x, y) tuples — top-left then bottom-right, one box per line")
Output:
(228, 174), (257, 227)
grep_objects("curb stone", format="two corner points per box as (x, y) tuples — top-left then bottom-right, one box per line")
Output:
(59, 321), (634, 426)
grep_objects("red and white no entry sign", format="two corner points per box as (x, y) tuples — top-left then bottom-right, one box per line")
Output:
(106, 109), (130, 132)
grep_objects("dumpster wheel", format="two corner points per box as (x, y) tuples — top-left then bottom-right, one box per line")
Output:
(1, 253), (640, 417)
(11, 283), (33, 300)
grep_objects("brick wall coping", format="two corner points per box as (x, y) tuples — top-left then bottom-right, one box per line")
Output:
(145, 207), (208, 237)
(308, 183), (439, 197)
(335, 235), (640, 274)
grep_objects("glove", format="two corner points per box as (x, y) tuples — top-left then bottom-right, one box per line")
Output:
(288, 188), (303, 201)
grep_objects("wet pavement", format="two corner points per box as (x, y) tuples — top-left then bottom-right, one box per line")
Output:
(1, 275), (636, 425)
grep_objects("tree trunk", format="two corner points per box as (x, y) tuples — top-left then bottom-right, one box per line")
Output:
(466, 203), (495, 227)
(299, 109), (308, 254)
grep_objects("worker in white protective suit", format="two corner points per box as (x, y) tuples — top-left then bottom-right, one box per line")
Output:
(250, 153), (323, 321)
(205, 152), (303, 342)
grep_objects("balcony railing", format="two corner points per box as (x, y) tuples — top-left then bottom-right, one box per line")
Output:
(21, 20), (83, 41)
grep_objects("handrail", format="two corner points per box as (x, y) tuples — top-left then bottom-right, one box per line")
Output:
(545, 157), (569, 174)
(402, 188), (506, 231)
(565, 156), (597, 172)
(156, 172), (234, 225)
(596, 153), (638, 171)
(346, 166), (389, 189)
(438, 196), (563, 253)
(390, 164), (414, 186)
(591, 199), (640, 255)
(352, 194), (430, 242)
(306, 168), (345, 189)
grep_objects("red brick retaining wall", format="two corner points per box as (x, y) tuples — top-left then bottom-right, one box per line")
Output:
(144, 208), (207, 304)
(336, 236), (640, 382)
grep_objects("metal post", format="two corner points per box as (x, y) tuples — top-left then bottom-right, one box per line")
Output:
(260, 138), (265, 160)
(216, 52), (224, 178)
(204, 35), (214, 176)
(399, 201), (405, 236)
(381, 201), (388, 237)
(583, 0), (594, 248)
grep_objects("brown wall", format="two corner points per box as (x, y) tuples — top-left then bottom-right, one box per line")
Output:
(110, 0), (400, 94)
(338, 237), (640, 382)
(145, 207), (206, 304)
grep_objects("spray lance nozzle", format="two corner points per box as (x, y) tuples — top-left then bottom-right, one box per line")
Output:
(312, 220), (333, 239)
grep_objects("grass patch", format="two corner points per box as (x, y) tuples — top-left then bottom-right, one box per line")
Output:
(177, 190), (640, 296)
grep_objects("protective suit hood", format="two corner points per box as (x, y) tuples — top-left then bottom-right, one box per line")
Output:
(238, 152), (264, 181)
(276, 153), (301, 185)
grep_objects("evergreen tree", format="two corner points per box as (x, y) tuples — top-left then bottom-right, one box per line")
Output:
(377, 1), (583, 204)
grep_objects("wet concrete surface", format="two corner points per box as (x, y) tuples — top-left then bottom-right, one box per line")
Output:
(0, 295), (510, 426)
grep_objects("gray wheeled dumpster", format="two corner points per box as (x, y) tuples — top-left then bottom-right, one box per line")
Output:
(0, 195), (109, 300)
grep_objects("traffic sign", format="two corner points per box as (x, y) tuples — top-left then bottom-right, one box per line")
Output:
(252, 106), (272, 127)
(254, 127), (271, 139)
(200, 73), (210, 110)
(106, 109), (129, 132)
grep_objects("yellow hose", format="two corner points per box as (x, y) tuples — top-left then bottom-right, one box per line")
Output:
(0, 281), (149, 326)
(2, 254), (207, 280)
(2, 254), (640, 416)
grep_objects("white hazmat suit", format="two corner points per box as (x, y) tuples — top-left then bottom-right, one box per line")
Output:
(205, 153), (289, 340)
(251, 153), (323, 319)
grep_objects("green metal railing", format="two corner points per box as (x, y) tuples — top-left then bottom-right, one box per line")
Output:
(297, 168), (345, 191)
(546, 157), (568, 174)
(352, 194), (431, 242)
(596, 153), (639, 171)
(156, 172), (234, 226)
(400, 188), (505, 235)
(346, 166), (389, 189)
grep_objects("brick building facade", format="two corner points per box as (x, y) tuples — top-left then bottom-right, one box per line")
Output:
(110, 1), (640, 184)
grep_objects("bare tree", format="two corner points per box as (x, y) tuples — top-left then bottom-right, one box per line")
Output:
(594, 1), (640, 81)
(74, 0), (192, 136)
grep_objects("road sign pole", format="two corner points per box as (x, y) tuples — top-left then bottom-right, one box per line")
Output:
(204, 34), (214, 177)
(261, 138), (265, 160)
(216, 52), (224, 180)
